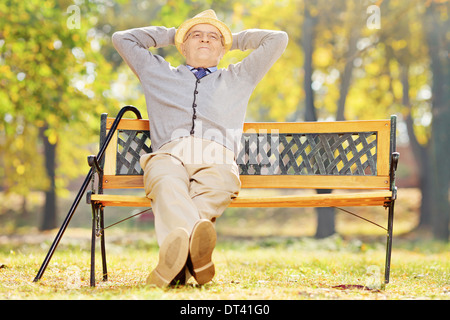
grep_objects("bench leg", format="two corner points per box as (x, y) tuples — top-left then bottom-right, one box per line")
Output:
(99, 206), (108, 282)
(90, 204), (108, 287)
(384, 201), (395, 284)
(90, 205), (97, 287)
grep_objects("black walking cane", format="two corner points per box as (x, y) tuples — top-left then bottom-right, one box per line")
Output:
(33, 106), (142, 283)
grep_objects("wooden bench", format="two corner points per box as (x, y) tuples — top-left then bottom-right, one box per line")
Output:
(34, 106), (400, 287)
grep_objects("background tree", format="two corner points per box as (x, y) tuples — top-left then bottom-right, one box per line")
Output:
(0, 0), (116, 230)
(423, 0), (449, 240)
(345, 0), (449, 240)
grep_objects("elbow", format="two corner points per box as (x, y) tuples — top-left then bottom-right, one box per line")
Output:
(277, 31), (289, 50)
(268, 31), (288, 55)
(111, 31), (124, 47)
(112, 30), (132, 49)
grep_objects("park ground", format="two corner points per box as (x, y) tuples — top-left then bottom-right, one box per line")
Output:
(0, 188), (449, 300)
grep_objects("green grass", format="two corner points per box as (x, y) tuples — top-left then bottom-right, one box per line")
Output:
(1, 188), (448, 300)
(1, 229), (449, 300)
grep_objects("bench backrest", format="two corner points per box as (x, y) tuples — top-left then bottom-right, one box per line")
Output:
(99, 114), (396, 191)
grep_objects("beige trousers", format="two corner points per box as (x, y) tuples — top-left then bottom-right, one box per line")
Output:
(140, 137), (241, 246)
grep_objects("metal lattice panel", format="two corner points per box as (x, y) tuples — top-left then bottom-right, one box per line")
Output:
(115, 131), (377, 176)
(116, 130), (152, 175)
(235, 132), (378, 176)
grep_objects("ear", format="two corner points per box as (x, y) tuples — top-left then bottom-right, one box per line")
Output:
(219, 46), (226, 60)
(180, 42), (187, 56)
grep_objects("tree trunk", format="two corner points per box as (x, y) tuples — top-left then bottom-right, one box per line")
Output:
(39, 125), (58, 231)
(400, 65), (433, 228)
(302, 0), (317, 123)
(314, 189), (336, 238)
(300, 0), (335, 238)
(424, 2), (449, 241)
(336, 28), (358, 121)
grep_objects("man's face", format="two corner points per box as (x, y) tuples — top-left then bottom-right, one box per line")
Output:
(181, 23), (225, 68)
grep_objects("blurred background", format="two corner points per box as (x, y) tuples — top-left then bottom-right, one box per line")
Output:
(0, 0), (448, 242)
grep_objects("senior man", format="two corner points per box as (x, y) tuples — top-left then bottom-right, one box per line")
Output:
(112, 9), (288, 287)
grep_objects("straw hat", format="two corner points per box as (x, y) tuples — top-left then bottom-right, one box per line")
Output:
(175, 10), (232, 55)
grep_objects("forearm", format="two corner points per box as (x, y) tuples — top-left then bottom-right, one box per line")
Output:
(231, 29), (288, 52)
(112, 26), (176, 50)
(112, 26), (176, 76)
(230, 29), (288, 83)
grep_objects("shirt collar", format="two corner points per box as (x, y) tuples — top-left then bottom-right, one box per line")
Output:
(187, 65), (218, 73)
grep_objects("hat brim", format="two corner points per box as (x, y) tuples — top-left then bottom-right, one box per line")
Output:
(175, 17), (232, 55)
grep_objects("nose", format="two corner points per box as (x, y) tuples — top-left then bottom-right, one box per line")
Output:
(200, 34), (209, 42)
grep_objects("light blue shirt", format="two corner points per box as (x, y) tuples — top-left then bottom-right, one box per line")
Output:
(187, 65), (218, 75)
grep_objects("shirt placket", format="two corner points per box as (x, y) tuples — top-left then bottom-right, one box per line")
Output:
(190, 78), (201, 135)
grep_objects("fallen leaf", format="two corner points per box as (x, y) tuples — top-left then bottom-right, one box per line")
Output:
(332, 284), (379, 291)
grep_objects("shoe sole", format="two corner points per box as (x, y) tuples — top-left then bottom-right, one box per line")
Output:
(189, 219), (216, 285)
(146, 227), (189, 287)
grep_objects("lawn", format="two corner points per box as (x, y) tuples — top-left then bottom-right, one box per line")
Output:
(1, 229), (449, 300)
(0, 188), (449, 301)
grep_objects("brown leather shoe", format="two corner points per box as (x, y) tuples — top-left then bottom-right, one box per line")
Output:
(188, 219), (216, 285)
(146, 227), (189, 287)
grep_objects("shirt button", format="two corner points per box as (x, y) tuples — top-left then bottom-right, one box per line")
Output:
(193, 115), (197, 119)
(195, 90), (198, 94)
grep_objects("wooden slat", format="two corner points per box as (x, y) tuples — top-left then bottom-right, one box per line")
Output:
(102, 175), (144, 189)
(239, 175), (390, 190)
(91, 194), (150, 207)
(102, 174), (390, 190)
(229, 191), (392, 208)
(377, 126), (391, 176)
(243, 120), (391, 134)
(106, 118), (391, 134)
(103, 130), (117, 175)
(90, 191), (392, 208)
(106, 118), (149, 131)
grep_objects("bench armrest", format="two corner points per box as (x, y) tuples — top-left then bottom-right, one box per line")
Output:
(88, 155), (103, 174)
(390, 152), (400, 199)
